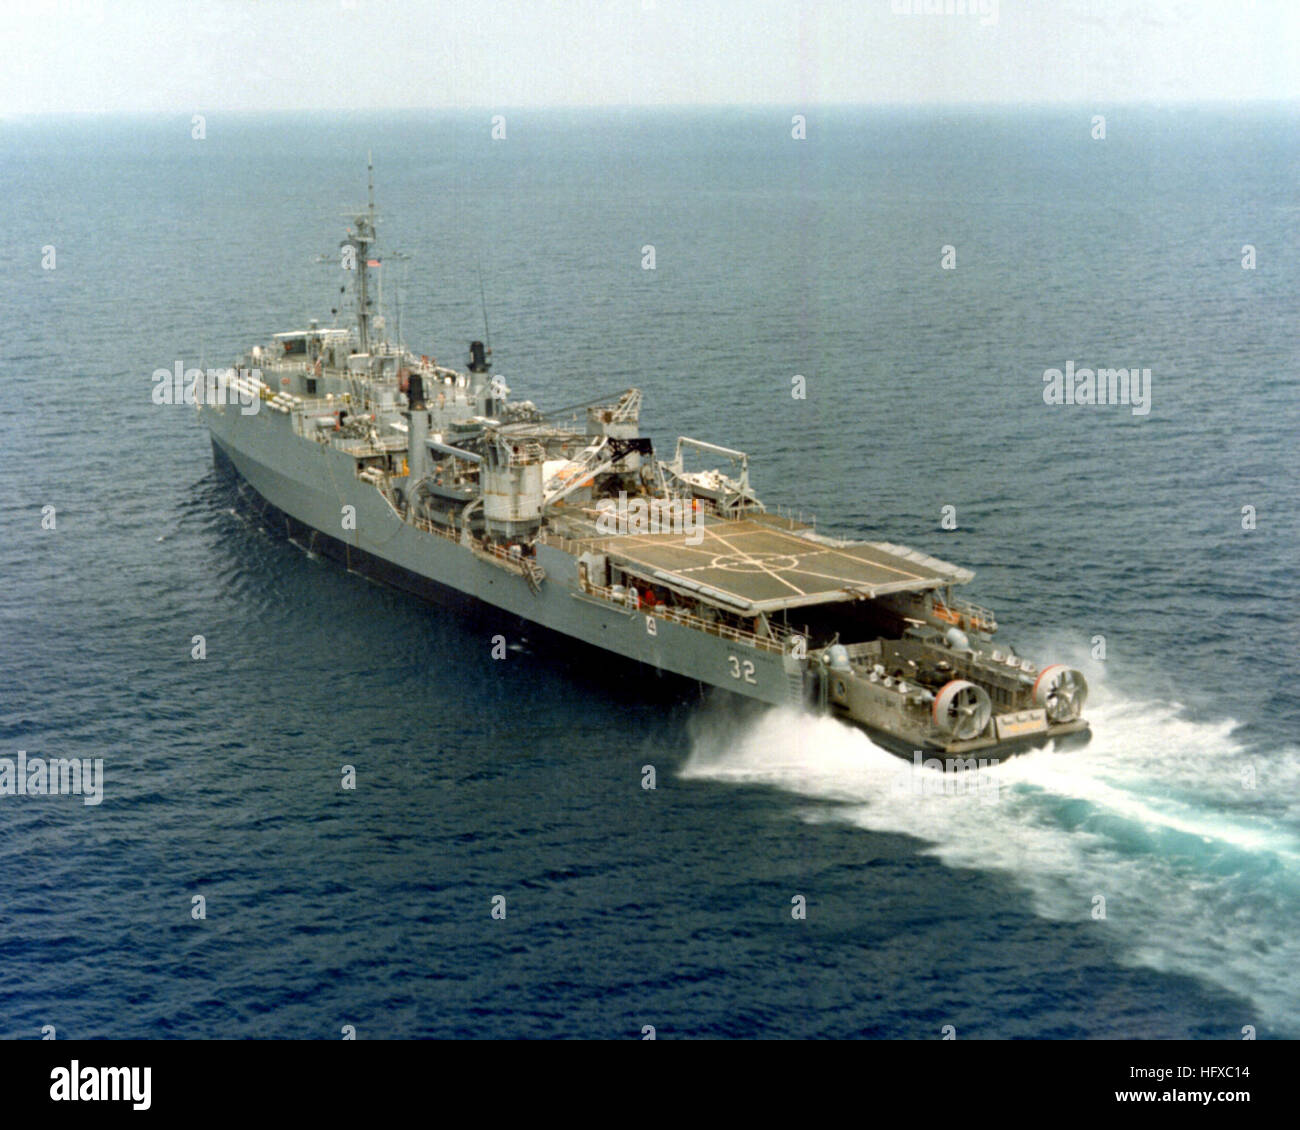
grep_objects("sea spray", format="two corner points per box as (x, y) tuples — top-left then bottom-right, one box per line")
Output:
(681, 689), (1300, 1035)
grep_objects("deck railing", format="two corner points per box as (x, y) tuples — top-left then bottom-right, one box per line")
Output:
(931, 595), (998, 633)
(535, 529), (606, 557)
(577, 580), (789, 654)
(378, 488), (532, 573)
(371, 487), (797, 649)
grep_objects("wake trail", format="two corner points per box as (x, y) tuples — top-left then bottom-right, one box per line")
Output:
(681, 684), (1300, 1035)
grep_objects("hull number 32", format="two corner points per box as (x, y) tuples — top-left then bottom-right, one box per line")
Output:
(728, 655), (757, 684)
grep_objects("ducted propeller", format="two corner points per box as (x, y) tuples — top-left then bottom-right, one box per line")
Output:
(1032, 665), (1088, 723)
(932, 680), (993, 741)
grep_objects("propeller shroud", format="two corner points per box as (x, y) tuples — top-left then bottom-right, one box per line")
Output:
(1032, 664), (1088, 723)
(932, 680), (993, 741)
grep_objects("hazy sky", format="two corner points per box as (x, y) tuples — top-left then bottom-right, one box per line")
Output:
(2, 0), (1297, 114)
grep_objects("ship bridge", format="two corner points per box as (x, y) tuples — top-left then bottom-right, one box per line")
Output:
(583, 512), (973, 614)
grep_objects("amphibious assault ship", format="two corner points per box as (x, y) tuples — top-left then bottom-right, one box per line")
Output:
(199, 168), (1090, 759)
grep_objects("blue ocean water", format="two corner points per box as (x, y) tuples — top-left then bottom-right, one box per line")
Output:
(0, 106), (1297, 1039)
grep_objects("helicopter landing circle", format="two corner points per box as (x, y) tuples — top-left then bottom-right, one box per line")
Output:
(709, 553), (802, 574)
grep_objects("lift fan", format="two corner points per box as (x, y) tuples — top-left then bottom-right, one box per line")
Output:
(932, 680), (993, 741)
(1032, 665), (1088, 723)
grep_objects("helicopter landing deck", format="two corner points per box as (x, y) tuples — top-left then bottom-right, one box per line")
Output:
(593, 512), (973, 613)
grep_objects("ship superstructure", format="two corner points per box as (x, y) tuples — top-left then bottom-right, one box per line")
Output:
(199, 167), (1090, 759)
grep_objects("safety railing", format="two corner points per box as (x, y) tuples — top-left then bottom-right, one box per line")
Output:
(577, 579), (788, 654)
(378, 490), (534, 581)
(931, 595), (998, 634)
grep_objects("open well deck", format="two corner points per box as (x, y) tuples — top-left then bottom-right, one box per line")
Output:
(586, 512), (974, 613)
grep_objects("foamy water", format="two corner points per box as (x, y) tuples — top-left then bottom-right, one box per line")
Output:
(681, 680), (1300, 1036)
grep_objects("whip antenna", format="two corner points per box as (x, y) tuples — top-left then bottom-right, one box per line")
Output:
(477, 255), (491, 356)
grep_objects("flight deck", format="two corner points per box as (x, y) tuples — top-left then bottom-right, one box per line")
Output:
(586, 512), (974, 613)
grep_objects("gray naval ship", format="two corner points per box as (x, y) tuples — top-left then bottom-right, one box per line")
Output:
(200, 168), (1090, 761)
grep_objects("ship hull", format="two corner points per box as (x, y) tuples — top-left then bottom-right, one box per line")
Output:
(833, 706), (1093, 763)
(210, 438), (700, 699)
(204, 413), (803, 711)
(204, 401), (1089, 763)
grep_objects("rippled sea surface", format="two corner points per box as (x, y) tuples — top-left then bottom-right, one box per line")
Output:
(0, 107), (1297, 1038)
